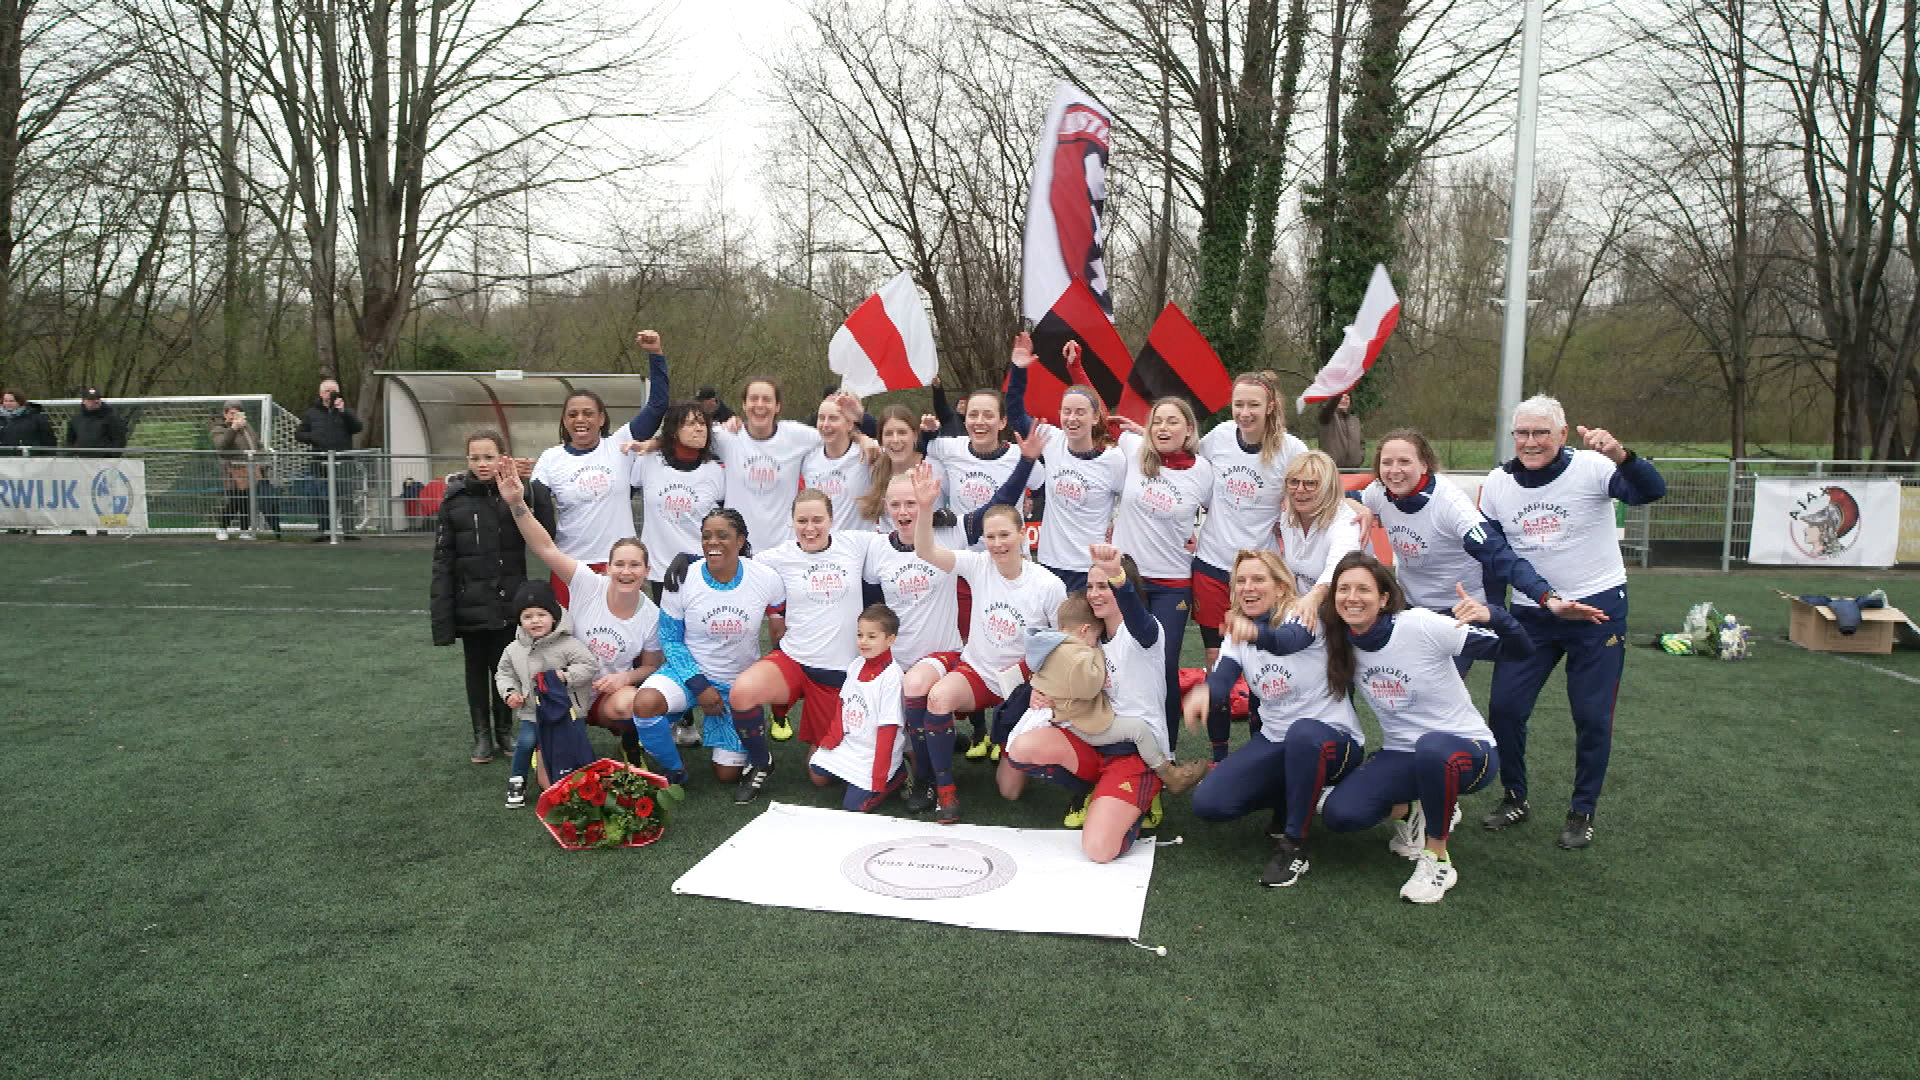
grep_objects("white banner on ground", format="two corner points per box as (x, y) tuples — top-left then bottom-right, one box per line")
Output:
(0, 458), (148, 528)
(671, 802), (1155, 939)
(1750, 477), (1901, 567)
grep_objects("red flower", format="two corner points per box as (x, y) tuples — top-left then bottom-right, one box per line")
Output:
(633, 796), (655, 818)
(578, 776), (606, 806)
(584, 822), (606, 845)
(590, 759), (620, 775)
(616, 794), (636, 809)
(559, 821), (578, 845)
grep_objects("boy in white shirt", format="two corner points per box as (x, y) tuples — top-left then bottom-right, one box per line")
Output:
(808, 605), (908, 812)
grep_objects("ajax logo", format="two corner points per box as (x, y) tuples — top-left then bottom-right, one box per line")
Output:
(840, 837), (1017, 900)
(1789, 485), (1861, 560)
(90, 467), (136, 526)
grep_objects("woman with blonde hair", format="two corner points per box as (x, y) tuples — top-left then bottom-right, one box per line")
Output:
(1191, 371), (1308, 665)
(1275, 449), (1365, 626)
(1182, 547), (1365, 887)
(1003, 337), (1127, 592)
(1109, 396), (1214, 746)
(855, 405), (940, 532)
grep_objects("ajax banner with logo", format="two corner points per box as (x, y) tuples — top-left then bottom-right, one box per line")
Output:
(0, 458), (147, 529)
(672, 802), (1156, 939)
(1750, 478), (1901, 567)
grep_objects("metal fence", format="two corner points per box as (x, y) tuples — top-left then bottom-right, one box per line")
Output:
(5, 448), (1918, 564)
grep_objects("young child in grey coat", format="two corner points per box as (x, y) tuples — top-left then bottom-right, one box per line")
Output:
(495, 581), (598, 807)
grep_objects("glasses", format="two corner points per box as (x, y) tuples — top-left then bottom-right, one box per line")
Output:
(1511, 428), (1557, 441)
(1284, 478), (1320, 490)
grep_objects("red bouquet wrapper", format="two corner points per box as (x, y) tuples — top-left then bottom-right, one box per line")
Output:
(537, 758), (672, 850)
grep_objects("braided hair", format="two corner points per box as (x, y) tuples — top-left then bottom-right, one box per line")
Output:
(663, 506), (753, 593)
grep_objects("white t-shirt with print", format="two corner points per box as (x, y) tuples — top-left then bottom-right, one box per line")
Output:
(566, 562), (661, 678)
(801, 442), (874, 531)
(809, 658), (906, 789)
(630, 454), (726, 582)
(1477, 449), (1627, 606)
(661, 558), (786, 685)
(1218, 629), (1360, 744)
(1032, 424), (1126, 571)
(1352, 608), (1496, 752)
(1278, 499), (1365, 595)
(1107, 432), (1215, 579)
(1193, 423), (1308, 571)
(864, 531), (964, 667)
(1359, 475), (1489, 608)
(926, 436), (1046, 549)
(754, 531), (878, 670)
(532, 439), (637, 563)
(711, 421), (823, 552)
(950, 549), (1066, 676)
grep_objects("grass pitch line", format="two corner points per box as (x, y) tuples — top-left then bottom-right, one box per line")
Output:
(1818, 652), (1920, 687)
(0, 600), (428, 617)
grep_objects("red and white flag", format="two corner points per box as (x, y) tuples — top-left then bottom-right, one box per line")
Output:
(1296, 264), (1401, 413)
(1022, 82), (1114, 324)
(829, 271), (938, 395)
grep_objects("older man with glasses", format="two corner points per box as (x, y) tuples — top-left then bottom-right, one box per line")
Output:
(1474, 395), (1666, 849)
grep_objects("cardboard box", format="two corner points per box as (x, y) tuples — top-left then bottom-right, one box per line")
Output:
(1786, 598), (1907, 655)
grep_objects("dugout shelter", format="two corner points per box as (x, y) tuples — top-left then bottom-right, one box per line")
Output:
(375, 369), (650, 526)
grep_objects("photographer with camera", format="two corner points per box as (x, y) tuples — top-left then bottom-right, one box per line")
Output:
(209, 400), (281, 539)
(295, 377), (364, 540)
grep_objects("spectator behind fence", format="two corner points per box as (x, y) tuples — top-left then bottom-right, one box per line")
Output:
(1317, 392), (1366, 469)
(65, 388), (128, 457)
(209, 401), (281, 540)
(295, 377), (363, 541)
(1, 388), (58, 449)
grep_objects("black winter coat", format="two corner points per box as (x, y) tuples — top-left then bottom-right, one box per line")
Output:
(66, 404), (129, 453)
(430, 473), (557, 644)
(295, 397), (363, 452)
(0, 404), (57, 448)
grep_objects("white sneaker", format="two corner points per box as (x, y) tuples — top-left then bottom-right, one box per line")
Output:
(1390, 803), (1426, 858)
(214, 529), (229, 541)
(237, 531), (256, 540)
(1400, 851), (1459, 903)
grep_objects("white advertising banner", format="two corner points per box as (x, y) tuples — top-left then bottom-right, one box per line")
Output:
(672, 802), (1156, 940)
(0, 457), (148, 529)
(1750, 477), (1901, 567)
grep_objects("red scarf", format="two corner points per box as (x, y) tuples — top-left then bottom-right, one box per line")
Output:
(670, 442), (703, 464)
(1160, 450), (1196, 470)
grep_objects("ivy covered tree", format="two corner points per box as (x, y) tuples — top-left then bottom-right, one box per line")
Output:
(1305, 0), (1416, 412)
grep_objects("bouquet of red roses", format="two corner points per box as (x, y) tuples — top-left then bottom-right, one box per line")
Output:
(536, 758), (685, 850)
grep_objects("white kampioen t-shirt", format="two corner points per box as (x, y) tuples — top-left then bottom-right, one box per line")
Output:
(1032, 424), (1126, 572)
(630, 454), (726, 582)
(1218, 629), (1360, 744)
(809, 657), (906, 790)
(661, 558), (786, 685)
(1358, 475), (1490, 608)
(1351, 608), (1497, 752)
(566, 562), (661, 677)
(926, 436), (1046, 549)
(1108, 432), (1214, 579)
(950, 549), (1066, 676)
(1278, 499), (1365, 595)
(533, 439), (636, 563)
(754, 532), (877, 670)
(801, 442), (874, 531)
(864, 531), (964, 667)
(1193, 423), (1308, 571)
(1477, 449), (1628, 606)
(711, 421), (823, 552)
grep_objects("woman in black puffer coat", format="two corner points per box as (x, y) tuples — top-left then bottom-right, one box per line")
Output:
(431, 430), (556, 765)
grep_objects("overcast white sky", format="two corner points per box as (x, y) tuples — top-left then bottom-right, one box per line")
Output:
(653, 0), (807, 214)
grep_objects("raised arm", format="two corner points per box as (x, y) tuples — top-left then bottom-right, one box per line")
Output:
(931, 379), (960, 435)
(1091, 542), (1157, 648)
(1578, 425), (1666, 505)
(910, 462), (959, 574)
(496, 468), (579, 583)
(1004, 332), (1036, 436)
(625, 331), (671, 440)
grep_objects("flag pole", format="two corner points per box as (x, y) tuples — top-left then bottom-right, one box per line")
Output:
(1495, 0), (1544, 462)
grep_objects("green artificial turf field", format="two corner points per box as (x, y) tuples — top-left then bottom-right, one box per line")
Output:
(2, 537), (1915, 1078)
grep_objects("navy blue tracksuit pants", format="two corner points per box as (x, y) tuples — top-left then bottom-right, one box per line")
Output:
(1139, 579), (1191, 753)
(1487, 585), (1628, 815)
(1191, 718), (1361, 840)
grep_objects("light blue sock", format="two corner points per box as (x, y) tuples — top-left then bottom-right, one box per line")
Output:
(632, 713), (687, 785)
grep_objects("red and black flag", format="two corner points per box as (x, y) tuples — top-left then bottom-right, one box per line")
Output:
(1025, 279), (1142, 423)
(1128, 303), (1234, 419)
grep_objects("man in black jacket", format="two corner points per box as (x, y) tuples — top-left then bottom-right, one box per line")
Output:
(294, 377), (364, 539)
(66, 388), (129, 457)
